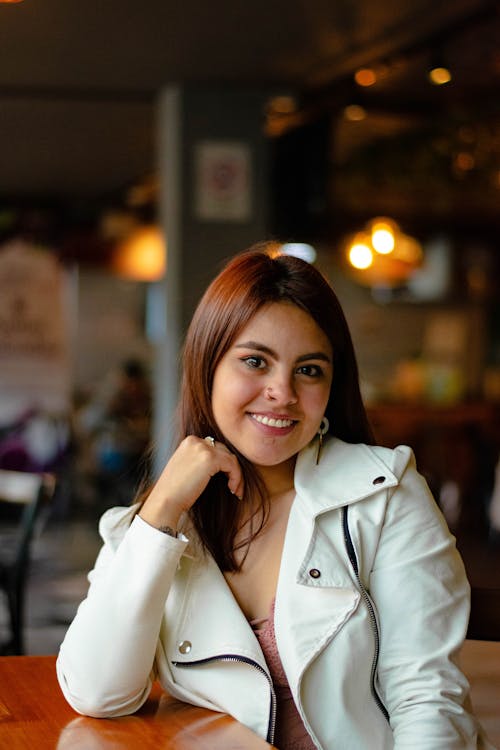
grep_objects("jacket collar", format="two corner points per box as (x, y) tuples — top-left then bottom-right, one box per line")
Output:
(294, 436), (398, 515)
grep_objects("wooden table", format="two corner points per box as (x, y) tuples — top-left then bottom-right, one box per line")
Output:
(0, 655), (275, 749)
(0, 643), (498, 749)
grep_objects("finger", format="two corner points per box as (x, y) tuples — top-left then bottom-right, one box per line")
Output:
(148, 436), (244, 516)
(210, 442), (244, 499)
(227, 468), (244, 500)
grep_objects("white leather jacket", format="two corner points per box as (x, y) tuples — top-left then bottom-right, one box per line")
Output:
(57, 438), (493, 749)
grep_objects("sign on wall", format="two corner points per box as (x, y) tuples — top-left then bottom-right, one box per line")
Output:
(194, 140), (252, 222)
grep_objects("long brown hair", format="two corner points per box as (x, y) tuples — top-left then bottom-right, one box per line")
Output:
(177, 242), (374, 570)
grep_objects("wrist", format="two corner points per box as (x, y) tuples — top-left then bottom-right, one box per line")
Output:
(158, 524), (179, 538)
(138, 500), (183, 533)
(138, 512), (181, 534)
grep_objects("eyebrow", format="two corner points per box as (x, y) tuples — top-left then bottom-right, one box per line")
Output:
(234, 341), (332, 364)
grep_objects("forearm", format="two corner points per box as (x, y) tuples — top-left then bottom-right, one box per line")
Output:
(57, 515), (187, 717)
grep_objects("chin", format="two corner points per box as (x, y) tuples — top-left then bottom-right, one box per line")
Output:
(246, 448), (298, 467)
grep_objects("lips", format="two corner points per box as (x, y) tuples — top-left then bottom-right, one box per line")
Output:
(250, 413), (296, 429)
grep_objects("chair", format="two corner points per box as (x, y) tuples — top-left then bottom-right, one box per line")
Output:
(467, 586), (500, 642)
(0, 470), (55, 654)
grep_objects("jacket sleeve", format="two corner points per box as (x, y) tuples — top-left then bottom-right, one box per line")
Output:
(369, 446), (491, 750)
(56, 506), (188, 718)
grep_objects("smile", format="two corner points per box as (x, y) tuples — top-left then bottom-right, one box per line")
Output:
(250, 414), (295, 428)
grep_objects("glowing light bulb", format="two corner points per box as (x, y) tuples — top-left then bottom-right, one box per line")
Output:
(372, 224), (395, 254)
(349, 243), (373, 269)
(114, 225), (166, 281)
(429, 66), (452, 85)
(354, 68), (377, 87)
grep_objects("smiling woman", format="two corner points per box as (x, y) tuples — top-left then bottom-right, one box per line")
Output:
(211, 302), (333, 481)
(174, 246), (372, 573)
(56, 243), (493, 750)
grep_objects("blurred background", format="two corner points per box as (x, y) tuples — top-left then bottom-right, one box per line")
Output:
(0, 0), (499, 653)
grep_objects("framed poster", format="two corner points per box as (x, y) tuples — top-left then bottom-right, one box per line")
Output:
(194, 140), (252, 222)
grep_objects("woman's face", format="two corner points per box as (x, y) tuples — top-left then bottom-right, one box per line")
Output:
(211, 302), (333, 473)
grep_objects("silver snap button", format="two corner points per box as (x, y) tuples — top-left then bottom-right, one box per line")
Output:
(309, 568), (321, 579)
(373, 476), (386, 485)
(178, 640), (192, 654)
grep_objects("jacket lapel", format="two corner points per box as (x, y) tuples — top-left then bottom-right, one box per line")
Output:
(274, 488), (360, 690)
(294, 438), (398, 514)
(274, 438), (399, 690)
(167, 550), (266, 667)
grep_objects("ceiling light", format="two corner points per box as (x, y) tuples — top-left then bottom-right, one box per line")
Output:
(354, 68), (377, 87)
(349, 243), (373, 269)
(428, 49), (452, 86)
(343, 104), (366, 122)
(429, 65), (452, 85)
(344, 218), (423, 287)
(371, 220), (395, 254)
(112, 225), (166, 282)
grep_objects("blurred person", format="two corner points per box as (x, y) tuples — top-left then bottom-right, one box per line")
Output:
(57, 245), (492, 749)
(78, 358), (152, 509)
(0, 407), (70, 473)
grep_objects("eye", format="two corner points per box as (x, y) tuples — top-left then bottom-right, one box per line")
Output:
(296, 364), (323, 377)
(242, 355), (266, 369)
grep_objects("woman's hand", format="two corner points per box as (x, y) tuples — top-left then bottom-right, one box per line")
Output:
(138, 436), (244, 531)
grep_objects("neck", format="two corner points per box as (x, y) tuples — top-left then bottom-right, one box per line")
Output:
(256, 456), (296, 498)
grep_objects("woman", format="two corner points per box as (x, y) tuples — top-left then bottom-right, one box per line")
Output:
(57, 245), (491, 749)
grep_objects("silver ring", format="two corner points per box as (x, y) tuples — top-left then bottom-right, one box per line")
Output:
(204, 436), (216, 448)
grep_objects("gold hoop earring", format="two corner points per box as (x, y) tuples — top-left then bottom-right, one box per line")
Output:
(316, 416), (330, 465)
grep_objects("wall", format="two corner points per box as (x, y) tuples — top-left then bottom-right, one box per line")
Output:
(74, 268), (152, 395)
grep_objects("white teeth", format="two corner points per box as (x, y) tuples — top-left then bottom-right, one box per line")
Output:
(251, 414), (294, 428)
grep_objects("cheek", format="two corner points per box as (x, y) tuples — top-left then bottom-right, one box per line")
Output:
(303, 383), (331, 417)
(225, 377), (260, 407)
(212, 368), (260, 416)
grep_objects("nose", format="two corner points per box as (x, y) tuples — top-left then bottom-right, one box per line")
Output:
(264, 372), (298, 405)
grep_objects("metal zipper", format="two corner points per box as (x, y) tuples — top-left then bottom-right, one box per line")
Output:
(172, 653), (277, 744)
(342, 506), (390, 722)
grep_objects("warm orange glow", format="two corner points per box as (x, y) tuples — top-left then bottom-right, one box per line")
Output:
(343, 217), (423, 287)
(0, 1), (24, 3)
(113, 225), (166, 281)
(267, 95), (297, 115)
(343, 104), (366, 122)
(264, 95), (301, 136)
(396, 235), (423, 265)
(354, 68), (377, 87)
(349, 243), (373, 269)
(428, 66), (452, 85)
(371, 221), (395, 254)
(454, 152), (475, 171)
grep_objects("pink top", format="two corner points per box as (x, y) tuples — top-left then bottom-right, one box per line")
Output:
(250, 599), (316, 750)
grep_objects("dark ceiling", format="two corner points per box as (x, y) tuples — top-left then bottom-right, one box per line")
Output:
(0, 0), (498, 205)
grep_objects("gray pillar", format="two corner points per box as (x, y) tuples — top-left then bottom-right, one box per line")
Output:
(152, 85), (271, 474)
